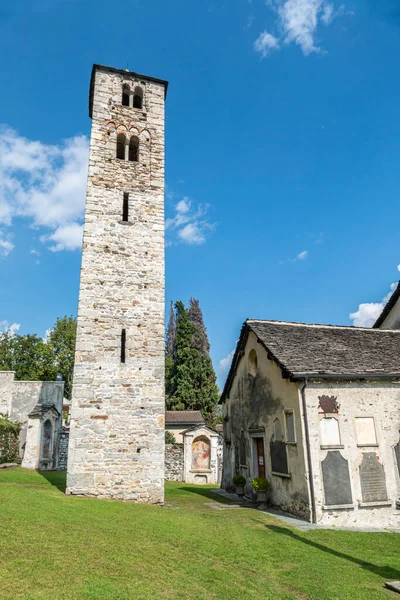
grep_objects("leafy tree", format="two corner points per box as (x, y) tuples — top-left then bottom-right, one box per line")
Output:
(167, 301), (219, 420)
(0, 316), (77, 398)
(47, 316), (77, 399)
(165, 430), (176, 444)
(0, 333), (56, 381)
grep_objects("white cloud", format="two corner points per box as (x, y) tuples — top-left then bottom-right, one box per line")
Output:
(219, 349), (235, 373)
(350, 282), (397, 327)
(30, 249), (40, 256)
(42, 223), (83, 252)
(0, 320), (20, 335)
(397, 264), (400, 272)
(254, 0), (348, 58)
(0, 126), (89, 252)
(297, 250), (308, 260)
(254, 31), (280, 57)
(0, 235), (14, 257)
(176, 198), (190, 214)
(321, 2), (334, 24)
(178, 223), (205, 245)
(43, 328), (52, 343)
(166, 196), (215, 246)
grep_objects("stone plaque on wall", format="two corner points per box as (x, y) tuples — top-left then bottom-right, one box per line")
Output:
(359, 452), (388, 503)
(320, 417), (341, 446)
(270, 441), (289, 474)
(321, 451), (353, 506)
(394, 439), (400, 478)
(355, 418), (377, 446)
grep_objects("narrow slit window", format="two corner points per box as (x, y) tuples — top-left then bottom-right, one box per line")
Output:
(122, 85), (130, 107)
(116, 133), (126, 160)
(122, 193), (129, 222)
(133, 87), (143, 109)
(129, 136), (139, 162)
(121, 328), (126, 363)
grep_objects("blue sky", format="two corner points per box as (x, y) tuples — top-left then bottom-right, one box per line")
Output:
(1, 0), (400, 386)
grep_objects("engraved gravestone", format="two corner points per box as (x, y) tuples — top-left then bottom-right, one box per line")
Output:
(359, 452), (388, 503)
(270, 440), (289, 474)
(395, 439), (400, 478)
(270, 418), (289, 474)
(321, 451), (353, 506)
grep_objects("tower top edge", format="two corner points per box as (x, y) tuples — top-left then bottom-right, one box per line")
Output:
(88, 63), (169, 118)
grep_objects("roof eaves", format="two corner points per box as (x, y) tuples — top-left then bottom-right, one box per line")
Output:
(373, 281), (400, 328)
(219, 323), (249, 404)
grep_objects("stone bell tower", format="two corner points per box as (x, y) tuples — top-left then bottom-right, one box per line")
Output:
(66, 64), (167, 503)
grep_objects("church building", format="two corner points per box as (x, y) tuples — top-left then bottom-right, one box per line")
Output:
(221, 319), (400, 528)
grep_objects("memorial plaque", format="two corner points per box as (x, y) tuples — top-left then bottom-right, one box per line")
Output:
(320, 417), (341, 446)
(321, 451), (353, 506)
(270, 440), (289, 474)
(359, 452), (388, 503)
(395, 439), (400, 478)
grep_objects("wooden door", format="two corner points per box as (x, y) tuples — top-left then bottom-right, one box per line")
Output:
(256, 438), (265, 478)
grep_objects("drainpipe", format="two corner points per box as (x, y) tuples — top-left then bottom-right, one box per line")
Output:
(300, 379), (317, 524)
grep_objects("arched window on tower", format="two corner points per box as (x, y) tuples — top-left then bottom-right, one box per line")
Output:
(116, 133), (126, 160)
(133, 87), (143, 109)
(129, 136), (139, 162)
(122, 85), (130, 107)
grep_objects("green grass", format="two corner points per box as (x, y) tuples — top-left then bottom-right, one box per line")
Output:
(0, 469), (398, 600)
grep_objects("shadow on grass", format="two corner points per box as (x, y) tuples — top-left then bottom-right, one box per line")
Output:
(266, 524), (400, 581)
(37, 469), (67, 493)
(178, 486), (232, 504)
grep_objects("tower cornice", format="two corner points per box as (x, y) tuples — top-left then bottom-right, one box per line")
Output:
(89, 63), (169, 118)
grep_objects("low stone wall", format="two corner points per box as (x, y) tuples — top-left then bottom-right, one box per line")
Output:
(165, 443), (184, 482)
(58, 427), (70, 470)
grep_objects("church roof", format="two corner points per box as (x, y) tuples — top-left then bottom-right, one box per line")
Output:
(165, 411), (205, 425)
(221, 320), (400, 401)
(373, 281), (400, 328)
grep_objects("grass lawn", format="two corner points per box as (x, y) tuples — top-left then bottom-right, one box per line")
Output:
(0, 469), (399, 600)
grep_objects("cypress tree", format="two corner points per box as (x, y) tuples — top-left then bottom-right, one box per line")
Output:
(165, 301), (176, 401)
(167, 300), (219, 420)
(188, 297), (210, 355)
(165, 301), (176, 359)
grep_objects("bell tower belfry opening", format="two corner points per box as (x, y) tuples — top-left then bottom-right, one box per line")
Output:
(66, 64), (167, 503)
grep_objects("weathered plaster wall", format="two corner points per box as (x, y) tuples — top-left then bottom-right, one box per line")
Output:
(166, 425), (191, 443)
(67, 66), (166, 503)
(0, 372), (15, 415)
(165, 443), (184, 481)
(221, 332), (310, 518)
(306, 380), (400, 527)
(379, 296), (400, 329)
(9, 381), (63, 424)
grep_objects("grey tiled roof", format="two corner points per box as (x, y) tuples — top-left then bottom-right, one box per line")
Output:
(165, 410), (205, 425)
(28, 403), (59, 417)
(248, 320), (400, 377)
(221, 320), (400, 401)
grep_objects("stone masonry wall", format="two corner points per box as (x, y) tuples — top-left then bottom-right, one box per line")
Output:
(58, 426), (70, 470)
(66, 65), (166, 502)
(165, 443), (184, 482)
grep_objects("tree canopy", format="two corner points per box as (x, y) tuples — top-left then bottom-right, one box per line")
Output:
(165, 299), (219, 422)
(0, 316), (77, 398)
